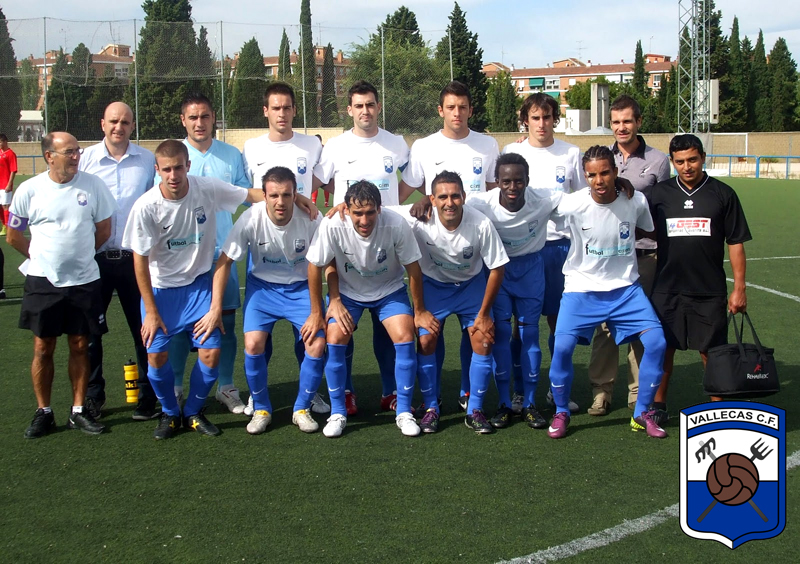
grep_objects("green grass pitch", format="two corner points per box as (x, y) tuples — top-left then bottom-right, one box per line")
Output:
(1, 177), (798, 562)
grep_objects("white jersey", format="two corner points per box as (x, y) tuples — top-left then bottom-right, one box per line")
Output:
(386, 204), (508, 283)
(242, 132), (322, 198)
(556, 189), (654, 293)
(222, 204), (321, 285)
(123, 176), (247, 289)
(403, 130), (499, 199)
(313, 128), (409, 207)
(467, 187), (562, 258)
(503, 139), (586, 241)
(9, 171), (117, 287)
(306, 208), (422, 302)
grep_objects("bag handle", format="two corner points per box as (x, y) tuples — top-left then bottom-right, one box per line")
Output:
(728, 312), (747, 358)
(728, 311), (767, 359)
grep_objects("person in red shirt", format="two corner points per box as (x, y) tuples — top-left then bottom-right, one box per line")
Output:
(0, 133), (18, 238)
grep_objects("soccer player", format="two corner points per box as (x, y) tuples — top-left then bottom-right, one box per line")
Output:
(547, 146), (667, 439)
(644, 134), (751, 421)
(386, 171), (507, 433)
(170, 92), (250, 414)
(312, 80), (410, 416)
(0, 133), (17, 240)
(306, 181), (434, 438)
(122, 140), (264, 439)
(503, 92), (585, 414)
(195, 166), (325, 435)
(8, 132), (117, 438)
(586, 94), (671, 416)
(79, 101), (159, 421)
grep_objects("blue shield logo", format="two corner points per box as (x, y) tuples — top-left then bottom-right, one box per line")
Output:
(294, 239), (306, 253)
(194, 206), (207, 224)
(297, 157), (307, 175)
(377, 249), (387, 263)
(680, 402), (786, 549)
(555, 166), (566, 184)
(619, 222), (630, 240)
(383, 156), (394, 174)
(472, 157), (482, 175)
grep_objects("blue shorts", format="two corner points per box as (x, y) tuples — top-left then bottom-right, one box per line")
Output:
(555, 283), (662, 346)
(220, 258), (241, 311)
(541, 239), (570, 316)
(494, 252), (545, 324)
(142, 271), (221, 353)
(243, 275), (322, 339)
(329, 286), (412, 327)
(419, 273), (487, 336)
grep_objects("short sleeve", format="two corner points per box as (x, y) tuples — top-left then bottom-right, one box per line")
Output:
(723, 189), (752, 245)
(91, 176), (119, 223)
(230, 152), (251, 189)
(393, 217), (422, 265)
(8, 182), (30, 219)
(484, 139), (500, 184)
(634, 192), (654, 232)
(221, 208), (252, 262)
(478, 219), (509, 270)
(313, 143), (336, 185)
(401, 141), (425, 188)
(211, 178), (248, 214)
(122, 201), (155, 256)
(306, 218), (336, 267)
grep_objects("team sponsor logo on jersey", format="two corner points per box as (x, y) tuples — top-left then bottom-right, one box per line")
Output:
(667, 217), (711, 237)
(297, 157), (307, 175)
(640, 165), (651, 177)
(528, 220), (538, 233)
(383, 156), (394, 174)
(294, 238), (306, 253)
(684, 199), (694, 209)
(463, 246), (474, 259)
(472, 158), (483, 175)
(680, 402), (786, 548)
(76, 192), (88, 207)
(167, 232), (203, 250)
(377, 248), (387, 263)
(194, 206), (207, 224)
(555, 166), (566, 184)
(584, 243), (633, 257)
(619, 221), (630, 240)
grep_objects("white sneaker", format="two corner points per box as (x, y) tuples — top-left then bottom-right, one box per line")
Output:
(546, 389), (579, 414)
(323, 414), (347, 438)
(243, 395), (254, 417)
(216, 386), (246, 414)
(396, 412), (421, 437)
(292, 409), (319, 433)
(247, 410), (272, 435)
(511, 393), (524, 415)
(310, 392), (331, 414)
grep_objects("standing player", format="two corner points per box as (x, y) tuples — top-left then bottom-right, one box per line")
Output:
(644, 134), (750, 421)
(123, 140), (264, 439)
(195, 166), (325, 435)
(306, 181), (434, 438)
(586, 94), (671, 416)
(8, 132), (116, 438)
(503, 92), (585, 414)
(170, 92), (250, 414)
(0, 133), (17, 239)
(546, 146), (667, 439)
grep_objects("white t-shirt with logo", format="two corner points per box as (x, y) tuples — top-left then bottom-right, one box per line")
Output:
(386, 204), (508, 283)
(556, 189), (654, 293)
(467, 187), (563, 258)
(222, 204), (321, 285)
(306, 208), (422, 302)
(242, 132), (322, 197)
(403, 130), (499, 199)
(123, 176), (247, 289)
(313, 128), (409, 207)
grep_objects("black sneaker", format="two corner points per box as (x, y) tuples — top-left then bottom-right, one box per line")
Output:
(184, 410), (221, 436)
(0, 289), (6, 299)
(24, 408), (56, 439)
(490, 404), (513, 429)
(67, 410), (105, 435)
(419, 409), (440, 433)
(133, 402), (161, 421)
(465, 409), (494, 434)
(523, 405), (548, 429)
(153, 413), (181, 440)
(458, 393), (469, 412)
(85, 397), (105, 420)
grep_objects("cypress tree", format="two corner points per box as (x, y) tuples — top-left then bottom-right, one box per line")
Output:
(0, 9), (22, 137)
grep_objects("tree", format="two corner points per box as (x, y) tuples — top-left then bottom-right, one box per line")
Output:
(228, 38), (267, 128)
(723, 17), (748, 132)
(631, 40), (649, 98)
(320, 43), (339, 127)
(87, 65), (127, 126)
(767, 38), (798, 131)
(296, 0), (318, 128)
(0, 9), (21, 137)
(436, 2), (489, 131)
(486, 70), (518, 132)
(380, 6), (424, 47)
(751, 31), (772, 131)
(47, 43), (96, 139)
(18, 59), (40, 110)
(565, 76), (619, 110)
(741, 35), (755, 130)
(278, 28), (291, 81)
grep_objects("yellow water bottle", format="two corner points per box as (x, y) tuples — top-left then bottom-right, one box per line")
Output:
(124, 359), (139, 403)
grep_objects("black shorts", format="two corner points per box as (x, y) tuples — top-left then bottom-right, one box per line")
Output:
(650, 292), (727, 352)
(19, 276), (108, 338)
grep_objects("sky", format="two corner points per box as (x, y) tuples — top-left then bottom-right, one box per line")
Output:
(4, 1), (799, 71)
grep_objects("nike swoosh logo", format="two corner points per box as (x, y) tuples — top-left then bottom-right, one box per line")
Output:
(548, 426), (560, 433)
(425, 241), (435, 246)
(195, 395), (206, 400)
(435, 161), (445, 165)
(348, 160), (357, 164)
(420, 387), (432, 393)
(304, 389), (314, 394)
(258, 242), (268, 246)
(163, 225), (172, 230)
(551, 384), (565, 388)
(650, 383), (659, 387)
(581, 227), (591, 231)
(477, 389), (487, 394)
(252, 388), (265, 395)
(343, 251), (354, 255)
(403, 385), (413, 391)
(328, 387), (340, 392)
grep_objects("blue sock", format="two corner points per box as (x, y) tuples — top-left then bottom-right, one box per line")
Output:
(547, 333), (556, 358)
(168, 331), (191, 388)
(183, 358), (219, 417)
(520, 322), (542, 407)
(394, 342), (416, 414)
(416, 352), (439, 412)
(217, 313), (237, 388)
(459, 330), (472, 397)
(373, 312), (397, 396)
(492, 320), (513, 408)
(634, 328), (667, 417)
(326, 344), (348, 416)
(147, 363), (179, 416)
(550, 335), (578, 414)
(510, 333), (523, 395)
(466, 352), (493, 413)
(344, 339), (354, 393)
(244, 352), (271, 412)
(435, 332), (446, 398)
(294, 352), (324, 412)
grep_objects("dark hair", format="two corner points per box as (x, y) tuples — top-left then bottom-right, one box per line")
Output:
(495, 153), (530, 180)
(431, 171), (464, 195)
(155, 139), (189, 162)
(609, 94), (641, 120)
(439, 80), (472, 107)
(348, 80), (379, 105)
(264, 82), (296, 107)
(0, 133), (8, 143)
(181, 92), (214, 115)
(669, 134), (705, 157)
(519, 93), (560, 126)
(344, 180), (381, 208)
(261, 166), (297, 192)
(582, 145), (616, 171)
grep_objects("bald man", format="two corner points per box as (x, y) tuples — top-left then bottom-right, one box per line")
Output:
(80, 102), (160, 421)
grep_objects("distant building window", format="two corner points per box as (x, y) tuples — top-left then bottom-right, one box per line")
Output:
(115, 65), (128, 78)
(545, 78), (559, 89)
(653, 74), (662, 87)
(266, 67), (273, 76)
(568, 78), (576, 86)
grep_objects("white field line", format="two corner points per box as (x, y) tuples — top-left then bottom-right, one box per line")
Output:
(499, 450), (800, 564)
(727, 278), (800, 304)
(724, 255), (800, 262)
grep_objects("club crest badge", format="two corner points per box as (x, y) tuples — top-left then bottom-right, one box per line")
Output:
(77, 192), (88, 206)
(383, 156), (394, 174)
(294, 239), (306, 253)
(555, 165), (566, 184)
(377, 248), (387, 263)
(680, 401), (786, 548)
(472, 157), (482, 175)
(619, 221), (630, 240)
(528, 220), (538, 233)
(194, 206), (207, 224)
(463, 246), (474, 259)
(297, 157), (307, 175)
